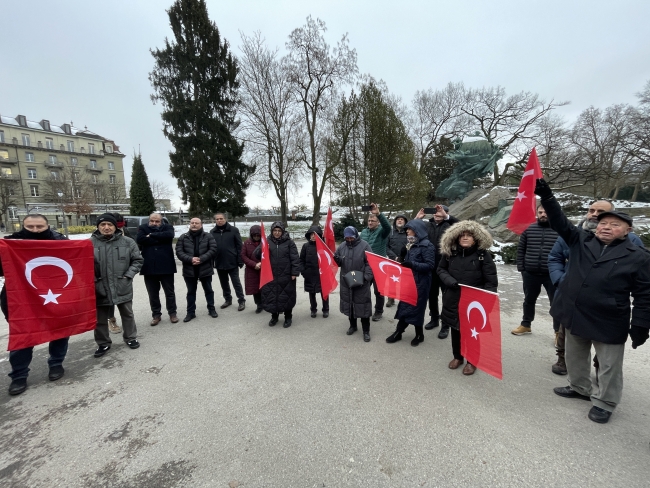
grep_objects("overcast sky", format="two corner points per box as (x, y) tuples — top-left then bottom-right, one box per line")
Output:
(2, 0), (649, 211)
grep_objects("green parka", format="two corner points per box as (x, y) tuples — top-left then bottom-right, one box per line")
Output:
(92, 230), (143, 306)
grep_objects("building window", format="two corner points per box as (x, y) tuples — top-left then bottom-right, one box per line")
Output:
(71, 157), (78, 166)
(92, 174), (98, 183)
(74, 188), (81, 198)
(25, 152), (35, 162)
(1, 167), (11, 176)
(67, 141), (75, 152)
(45, 138), (54, 150)
(0, 150), (8, 160)
(109, 175), (116, 184)
(88, 143), (95, 155)
(8, 185), (15, 196)
(108, 161), (115, 170)
(106, 145), (113, 153)
(48, 154), (57, 164)
(22, 134), (30, 146)
(30, 185), (39, 197)
(0, 131), (4, 143)
(90, 159), (97, 168)
(51, 171), (59, 180)
(9, 208), (17, 219)
(27, 168), (37, 179)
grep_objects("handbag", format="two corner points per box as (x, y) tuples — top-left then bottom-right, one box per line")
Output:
(343, 270), (364, 288)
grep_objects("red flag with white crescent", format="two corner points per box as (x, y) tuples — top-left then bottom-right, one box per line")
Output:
(0, 239), (96, 351)
(459, 285), (502, 379)
(364, 251), (418, 306)
(507, 147), (543, 234)
(259, 222), (274, 289)
(314, 233), (338, 300)
(324, 207), (336, 252)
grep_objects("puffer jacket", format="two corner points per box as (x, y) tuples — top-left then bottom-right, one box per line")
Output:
(258, 222), (300, 314)
(360, 212), (391, 257)
(241, 225), (262, 295)
(437, 221), (498, 330)
(175, 229), (217, 278)
(386, 214), (409, 261)
(334, 228), (374, 318)
(516, 220), (558, 275)
(300, 225), (323, 293)
(92, 230), (144, 306)
(394, 219), (436, 326)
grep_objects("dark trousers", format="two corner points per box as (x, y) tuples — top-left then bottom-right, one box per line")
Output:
(309, 292), (329, 312)
(253, 292), (261, 305)
(144, 274), (177, 318)
(184, 276), (215, 314)
(428, 271), (445, 320)
(271, 308), (293, 321)
(95, 301), (138, 347)
(451, 327), (463, 361)
(349, 316), (370, 333)
(521, 271), (556, 328)
(371, 279), (384, 314)
(217, 268), (245, 303)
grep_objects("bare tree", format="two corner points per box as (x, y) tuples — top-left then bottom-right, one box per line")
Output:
(239, 32), (304, 224)
(285, 16), (358, 225)
(0, 173), (18, 227)
(150, 178), (174, 202)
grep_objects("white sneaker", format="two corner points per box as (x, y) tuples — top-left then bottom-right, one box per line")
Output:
(108, 317), (122, 334)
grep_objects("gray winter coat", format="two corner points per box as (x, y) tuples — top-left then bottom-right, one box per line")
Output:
(92, 230), (144, 306)
(334, 229), (374, 319)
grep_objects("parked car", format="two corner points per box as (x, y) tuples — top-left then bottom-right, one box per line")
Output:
(124, 216), (170, 237)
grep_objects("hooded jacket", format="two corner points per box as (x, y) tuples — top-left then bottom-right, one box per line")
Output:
(394, 219), (436, 326)
(300, 225), (324, 293)
(258, 222), (300, 313)
(241, 225), (262, 295)
(210, 221), (244, 270)
(334, 227), (374, 318)
(437, 221), (498, 330)
(386, 214), (409, 261)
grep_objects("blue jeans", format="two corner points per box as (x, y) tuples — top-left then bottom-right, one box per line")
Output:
(9, 337), (69, 380)
(184, 276), (215, 314)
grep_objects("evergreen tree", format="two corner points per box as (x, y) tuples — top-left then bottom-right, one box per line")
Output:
(149, 0), (253, 216)
(129, 153), (156, 216)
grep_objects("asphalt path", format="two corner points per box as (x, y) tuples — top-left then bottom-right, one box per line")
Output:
(1, 260), (649, 487)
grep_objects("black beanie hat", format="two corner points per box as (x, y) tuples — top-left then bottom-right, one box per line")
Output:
(96, 213), (117, 228)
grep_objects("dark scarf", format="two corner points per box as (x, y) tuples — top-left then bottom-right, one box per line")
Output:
(189, 229), (203, 257)
(11, 228), (55, 240)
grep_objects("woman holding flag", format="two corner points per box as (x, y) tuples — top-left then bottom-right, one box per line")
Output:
(437, 221), (498, 375)
(300, 226), (329, 318)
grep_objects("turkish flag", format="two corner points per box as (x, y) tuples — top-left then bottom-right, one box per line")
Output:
(324, 207), (336, 252)
(459, 285), (502, 380)
(507, 147), (543, 234)
(0, 239), (96, 351)
(259, 222), (274, 289)
(314, 233), (338, 300)
(365, 251), (418, 306)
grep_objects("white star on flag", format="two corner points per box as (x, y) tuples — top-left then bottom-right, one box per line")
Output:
(390, 275), (400, 282)
(515, 191), (527, 201)
(39, 289), (61, 305)
(471, 327), (479, 339)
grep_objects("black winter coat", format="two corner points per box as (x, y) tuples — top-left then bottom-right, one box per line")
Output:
(136, 223), (177, 275)
(300, 226), (323, 293)
(257, 223), (300, 314)
(425, 216), (459, 261)
(516, 221), (558, 275)
(211, 222), (243, 270)
(386, 214), (409, 261)
(334, 232), (374, 319)
(541, 193), (650, 344)
(175, 230), (217, 278)
(394, 220), (436, 327)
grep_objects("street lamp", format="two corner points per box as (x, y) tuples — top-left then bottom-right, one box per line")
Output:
(57, 191), (69, 238)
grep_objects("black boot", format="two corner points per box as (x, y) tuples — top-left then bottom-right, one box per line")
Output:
(424, 318), (439, 330)
(362, 320), (370, 342)
(411, 325), (424, 346)
(386, 322), (408, 343)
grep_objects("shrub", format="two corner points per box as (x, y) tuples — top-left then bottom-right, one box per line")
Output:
(56, 225), (96, 235)
(333, 213), (364, 240)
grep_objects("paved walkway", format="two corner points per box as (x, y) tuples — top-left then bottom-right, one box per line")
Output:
(1, 263), (649, 487)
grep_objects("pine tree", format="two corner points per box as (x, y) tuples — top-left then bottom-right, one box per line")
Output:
(149, 0), (253, 216)
(129, 153), (156, 216)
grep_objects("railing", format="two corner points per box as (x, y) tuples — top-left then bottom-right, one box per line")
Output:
(44, 160), (65, 169)
(0, 156), (18, 164)
(86, 164), (103, 172)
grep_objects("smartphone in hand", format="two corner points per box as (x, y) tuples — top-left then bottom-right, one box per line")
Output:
(422, 207), (436, 214)
(361, 205), (372, 212)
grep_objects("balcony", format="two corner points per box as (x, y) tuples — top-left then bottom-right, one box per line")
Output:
(86, 164), (103, 173)
(0, 156), (18, 165)
(44, 160), (65, 169)
(0, 173), (20, 180)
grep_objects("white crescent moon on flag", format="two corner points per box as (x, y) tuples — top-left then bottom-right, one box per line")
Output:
(25, 256), (73, 289)
(379, 261), (402, 275)
(466, 301), (487, 330)
(522, 169), (535, 178)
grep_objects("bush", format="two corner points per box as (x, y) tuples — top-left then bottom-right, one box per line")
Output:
(57, 225), (96, 235)
(498, 243), (518, 264)
(333, 213), (364, 240)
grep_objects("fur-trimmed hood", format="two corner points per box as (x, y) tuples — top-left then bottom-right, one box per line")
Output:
(439, 220), (493, 256)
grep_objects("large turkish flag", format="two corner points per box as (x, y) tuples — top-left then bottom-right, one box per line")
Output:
(324, 207), (336, 252)
(365, 251), (418, 306)
(459, 285), (502, 379)
(315, 233), (338, 300)
(507, 147), (543, 234)
(0, 239), (96, 351)
(259, 222), (274, 289)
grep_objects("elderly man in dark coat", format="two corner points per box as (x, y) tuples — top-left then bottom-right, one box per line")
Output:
(535, 179), (650, 424)
(175, 217), (218, 322)
(210, 212), (245, 311)
(334, 227), (374, 342)
(136, 213), (178, 326)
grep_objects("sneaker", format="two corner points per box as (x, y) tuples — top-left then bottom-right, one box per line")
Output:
(94, 345), (111, 358)
(588, 406), (612, 424)
(511, 325), (532, 335)
(552, 357), (568, 375)
(108, 317), (121, 334)
(8, 378), (27, 396)
(48, 365), (65, 381)
(371, 312), (382, 322)
(126, 339), (140, 349)
(237, 302), (246, 311)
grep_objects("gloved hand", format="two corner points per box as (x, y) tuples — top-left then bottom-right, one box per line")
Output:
(534, 178), (553, 199)
(630, 325), (649, 349)
(401, 261), (413, 269)
(448, 282), (460, 289)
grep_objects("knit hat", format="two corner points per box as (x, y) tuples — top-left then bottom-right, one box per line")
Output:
(96, 213), (117, 228)
(343, 226), (358, 238)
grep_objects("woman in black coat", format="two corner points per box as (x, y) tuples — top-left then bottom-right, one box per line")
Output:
(300, 225), (329, 318)
(385, 219), (436, 346)
(333, 227), (374, 342)
(437, 220), (498, 375)
(257, 222), (300, 328)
